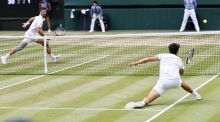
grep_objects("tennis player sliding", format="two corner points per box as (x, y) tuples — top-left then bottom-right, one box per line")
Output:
(1, 7), (59, 65)
(125, 43), (201, 109)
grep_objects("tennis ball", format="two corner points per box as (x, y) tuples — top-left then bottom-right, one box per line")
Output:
(203, 19), (208, 24)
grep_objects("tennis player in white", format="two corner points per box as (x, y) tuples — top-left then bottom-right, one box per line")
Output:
(125, 43), (201, 109)
(1, 7), (59, 65)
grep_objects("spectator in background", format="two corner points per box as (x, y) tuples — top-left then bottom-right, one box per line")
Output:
(89, 1), (105, 32)
(180, 0), (200, 32)
(39, 0), (52, 32)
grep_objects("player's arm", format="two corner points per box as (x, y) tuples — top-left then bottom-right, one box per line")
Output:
(37, 20), (45, 36)
(179, 61), (184, 75)
(99, 7), (103, 17)
(37, 27), (46, 36)
(179, 68), (184, 75)
(90, 7), (94, 17)
(22, 17), (35, 28)
(183, 0), (186, 8)
(129, 57), (159, 67)
(194, 0), (198, 8)
(48, 3), (52, 11)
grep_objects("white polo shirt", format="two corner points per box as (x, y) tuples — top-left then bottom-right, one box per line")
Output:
(25, 15), (45, 36)
(157, 54), (184, 80)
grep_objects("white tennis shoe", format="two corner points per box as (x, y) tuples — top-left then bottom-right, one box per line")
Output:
(192, 91), (202, 100)
(1, 56), (7, 65)
(51, 55), (60, 62)
(125, 101), (145, 109)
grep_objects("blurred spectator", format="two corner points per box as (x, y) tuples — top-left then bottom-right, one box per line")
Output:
(89, 1), (105, 32)
(39, 0), (52, 32)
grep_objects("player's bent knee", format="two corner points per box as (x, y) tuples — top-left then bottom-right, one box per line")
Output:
(153, 85), (166, 96)
(15, 44), (26, 51)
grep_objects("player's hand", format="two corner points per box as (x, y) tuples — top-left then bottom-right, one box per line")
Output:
(22, 22), (29, 29)
(92, 14), (96, 19)
(129, 63), (137, 67)
(99, 16), (103, 20)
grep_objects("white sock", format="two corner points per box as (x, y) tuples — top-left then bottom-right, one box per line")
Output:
(192, 90), (199, 96)
(5, 53), (10, 58)
(192, 91), (196, 95)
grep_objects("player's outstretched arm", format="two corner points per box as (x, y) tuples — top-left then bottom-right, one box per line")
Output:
(179, 68), (184, 75)
(22, 17), (35, 28)
(129, 57), (159, 67)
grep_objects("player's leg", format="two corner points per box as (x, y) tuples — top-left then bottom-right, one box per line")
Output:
(181, 82), (202, 100)
(35, 40), (59, 62)
(125, 89), (160, 109)
(1, 41), (28, 65)
(125, 81), (164, 109)
(89, 15), (97, 32)
(46, 16), (51, 32)
(181, 82), (193, 93)
(98, 17), (105, 32)
(189, 9), (200, 32)
(180, 9), (190, 32)
(10, 42), (28, 56)
(35, 39), (51, 54)
(143, 89), (160, 105)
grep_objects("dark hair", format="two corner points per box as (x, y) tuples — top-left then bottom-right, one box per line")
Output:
(93, 1), (98, 4)
(169, 43), (180, 55)
(39, 7), (47, 11)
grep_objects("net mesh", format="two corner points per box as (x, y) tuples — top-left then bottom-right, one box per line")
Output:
(0, 32), (220, 76)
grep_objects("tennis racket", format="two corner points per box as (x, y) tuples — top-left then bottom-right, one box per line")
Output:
(186, 48), (195, 64)
(54, 24), (65, 36)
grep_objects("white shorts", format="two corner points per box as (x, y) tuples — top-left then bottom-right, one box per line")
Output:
(22, 32), (40, 43)
(153, 78), (182, 95)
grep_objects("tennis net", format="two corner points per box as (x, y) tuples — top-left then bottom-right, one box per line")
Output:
(0, 31), (220, 75)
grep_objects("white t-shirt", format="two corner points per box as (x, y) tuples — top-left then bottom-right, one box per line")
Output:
(25, 15), (45, 36)
(157, 54), (184, 80)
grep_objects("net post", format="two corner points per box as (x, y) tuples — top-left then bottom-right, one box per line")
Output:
(44, 36), (48, 74)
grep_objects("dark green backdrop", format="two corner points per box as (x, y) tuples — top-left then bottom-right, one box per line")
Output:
(64, 0), (220, 6)
(64, 0), (220, 30)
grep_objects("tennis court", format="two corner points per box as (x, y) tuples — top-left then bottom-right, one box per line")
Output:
(0, 31), (219, 122)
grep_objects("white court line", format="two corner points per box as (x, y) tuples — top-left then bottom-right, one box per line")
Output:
(195, 55), (220, 57)
(145, 74), (219, 122)
(0, 55), (109, 90)
(0, 106), (161, 112)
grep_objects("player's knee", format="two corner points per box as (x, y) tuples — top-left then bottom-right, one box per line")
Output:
(15, 44), (26, 51)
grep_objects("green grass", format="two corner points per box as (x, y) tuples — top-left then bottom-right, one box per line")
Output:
(0, 75), (219, 122)
(0, 31), (219, 122)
